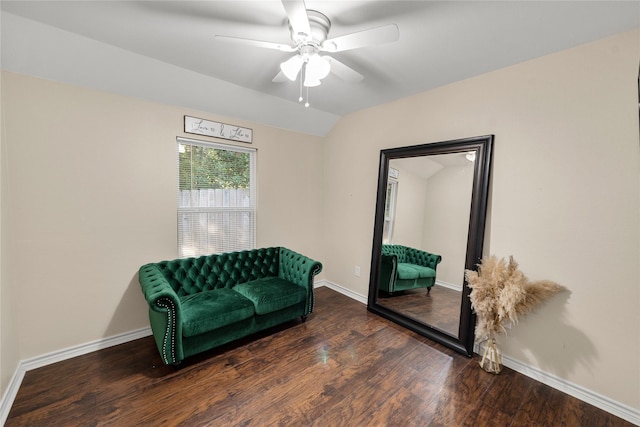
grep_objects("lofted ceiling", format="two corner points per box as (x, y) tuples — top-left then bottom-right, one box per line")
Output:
(1, 1), (639, 136)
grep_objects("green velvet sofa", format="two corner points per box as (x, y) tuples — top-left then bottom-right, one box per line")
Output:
(138, 247), (322, 366)
(380, 244), (442, 295)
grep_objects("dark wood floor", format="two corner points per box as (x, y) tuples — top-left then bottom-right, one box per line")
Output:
(7, 287), (633, 426)
(377, 285), (461, 336)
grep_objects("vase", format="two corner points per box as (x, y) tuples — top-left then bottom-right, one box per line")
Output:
(480, 336), (502, 374)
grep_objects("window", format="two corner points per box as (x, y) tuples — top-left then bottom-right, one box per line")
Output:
(177, 137), (256, 258)
(383, 179), (398, 244)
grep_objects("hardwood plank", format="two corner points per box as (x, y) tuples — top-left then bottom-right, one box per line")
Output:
(425, 361), (495, 426)
(480, 364), (534, 417)
(462, 402), (515, 427)
(556, 394), (635, 427)
(6, 287), (634, 427)
(378, 284), (462, 336)
(372, 386), (441, 427)
(510, 381), (561, 427)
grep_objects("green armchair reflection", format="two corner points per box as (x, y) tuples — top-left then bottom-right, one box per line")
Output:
(380, 244), (442, 295)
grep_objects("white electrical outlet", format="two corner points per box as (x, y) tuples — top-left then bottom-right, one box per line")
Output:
(355, 266), (361, 277)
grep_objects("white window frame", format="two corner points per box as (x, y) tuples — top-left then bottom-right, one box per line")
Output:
(383, 178), (398, 244)
(177, 137), (256, 258)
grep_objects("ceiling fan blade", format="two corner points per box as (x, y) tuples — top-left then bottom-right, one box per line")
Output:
(214, 35), (295, 52)
(281, 0), (311, 39)
(324, 57), (364, 83)
(321, 24), (399, 53)
(272, 71), (289, 83)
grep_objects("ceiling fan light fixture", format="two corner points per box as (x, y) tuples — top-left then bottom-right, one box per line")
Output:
(306, 54), (331, 80)
(303, 74), (322, 87)
(280, 55), (304, 81)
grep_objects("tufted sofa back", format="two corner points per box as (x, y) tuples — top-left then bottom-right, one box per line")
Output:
(155, 247), (280, 296)
(404, 247), (441, 268)
(382, 244), (441, 269)
(381, 244), (407, 262)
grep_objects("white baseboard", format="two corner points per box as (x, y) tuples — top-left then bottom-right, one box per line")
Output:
(315, 279), (367, 305)
(474, 342), (640, 426)
(435, 279), (463, 292)
(0, 363), (25, 427)
(3, 290), (637, 426)
(20, 327), (152, 372)
(0, 327), (151, 426)
(319, 280), (639, 425)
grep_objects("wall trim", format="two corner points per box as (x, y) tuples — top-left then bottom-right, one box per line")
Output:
(435, 279), (463, 292)
(0, 327), (151, 425)
(315, 279), (367, 305)
(0, 364), (25, 427)
(3, 288), (638, 426)
(474, 342), (640, 426)
(20, 327), (152, 372)
(321, 280), (639, 425)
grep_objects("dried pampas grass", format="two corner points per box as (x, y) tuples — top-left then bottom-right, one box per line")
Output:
(465, 256), (564, 342)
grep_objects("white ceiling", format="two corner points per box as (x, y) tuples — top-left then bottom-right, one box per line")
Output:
(2, 1), (638, 136)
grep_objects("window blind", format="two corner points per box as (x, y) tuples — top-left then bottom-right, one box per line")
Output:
(177, 137), (256, 258)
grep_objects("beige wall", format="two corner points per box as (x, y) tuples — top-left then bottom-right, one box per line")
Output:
(423, 164), (474, 287)
(1, 27), (639, 416)
(388, 161), (472, 287)
(0, 71), (323, 368)
(322, 29), (640, 409)
(389, 166), (427, 248)
(1, 69), (20, 398)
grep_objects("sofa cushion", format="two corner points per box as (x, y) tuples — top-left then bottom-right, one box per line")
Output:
(397, 263), (437, 280)
(180, 288), (255, 337)
(233, 277), (307, 315)
(413, 265), (437, 278)
(396, 263), (420, 280)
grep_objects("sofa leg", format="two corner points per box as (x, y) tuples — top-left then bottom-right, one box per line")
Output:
(301, 315), (308, 323)
(427, 287), (431, 295)
(171, 361), (182, 369)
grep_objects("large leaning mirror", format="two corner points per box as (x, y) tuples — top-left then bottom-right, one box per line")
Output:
(368, 135), (493, 356)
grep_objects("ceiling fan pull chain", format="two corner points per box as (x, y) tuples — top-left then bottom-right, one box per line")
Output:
(298, 71), (303, 103)
(299, 63), (309, 107)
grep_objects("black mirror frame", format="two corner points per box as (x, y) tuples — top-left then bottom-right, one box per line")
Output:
(367, 135), (494, 357)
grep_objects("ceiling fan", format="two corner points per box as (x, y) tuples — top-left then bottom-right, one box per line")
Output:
(214, 0), (399, 105)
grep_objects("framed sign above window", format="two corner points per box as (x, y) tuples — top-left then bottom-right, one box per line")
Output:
(184, 115), (253, 143)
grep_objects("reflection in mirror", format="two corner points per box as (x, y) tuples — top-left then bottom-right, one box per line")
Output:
(368, 135), (493, 357)
(378, 154), (475, 337)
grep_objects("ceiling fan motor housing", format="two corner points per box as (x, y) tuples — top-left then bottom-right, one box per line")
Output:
(290, 9), (331, 48)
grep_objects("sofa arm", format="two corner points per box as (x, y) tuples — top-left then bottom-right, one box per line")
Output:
(138, 263), (184, 365)
(379, 254), (398, 293)
(278, 247), (323, 315)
